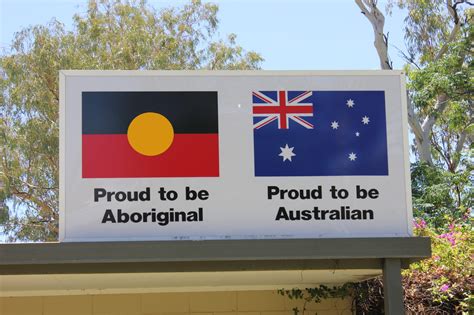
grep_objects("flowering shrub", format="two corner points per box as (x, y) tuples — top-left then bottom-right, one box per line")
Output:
(403, 220), (473, 313)
(353, 220), (473, 314)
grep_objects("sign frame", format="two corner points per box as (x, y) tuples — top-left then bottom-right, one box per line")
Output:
(59, 70), (412, 242)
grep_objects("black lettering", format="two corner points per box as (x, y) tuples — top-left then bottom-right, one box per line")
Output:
(268, 186), (280, 199)
(299, 190), (310, 199)
(166, 190), (178, 200)
(356, 185), (367, 199)
(268, 186), (323, 200)
(94, 188), (107, 202)
(115, 191), (126, 201)
(107, 191), (116, 201)
(312, 207), (321, 220)
(329, 210), (340, 220)
(356, 186), (379, 199)
(301, 210), (312, 220)
(175, 211), (187, 221)
(187, 211), (198, 221)
(198, 190), (209, 200)
(101, 209), (116, 223)
(363, 209), (374, 220)
(118, 209), (129, 223)
(338, 189), (348, 199)
(320, 210), (329, 220)
(330, 186), (338, 198)
(157, 212), (169, 225)
(288, 190), (298, 200)
(351, 209), (362, 220)
(157, 187), (167, 200)
(139, 187), (150, 201)
(127, 191), (138, 201)
(289, 210), (300, 220)
(130, 212), (142, 223)
(143, 212), (151, 222)
(311, 186), (322, 199)
(369, 189), (379, 199)
(275, 206), (289, 220)
(185, 186), (197, 200)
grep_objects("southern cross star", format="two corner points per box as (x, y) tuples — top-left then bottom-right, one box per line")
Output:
(331, 121), (339, 129)
(279, 144), (296, 162)
(362, 116), (370, 125)
(346, 99), (355, 108)
(348, 152), (357, 161)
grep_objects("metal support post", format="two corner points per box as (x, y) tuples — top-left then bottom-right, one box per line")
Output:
(383, 258), (404, 314)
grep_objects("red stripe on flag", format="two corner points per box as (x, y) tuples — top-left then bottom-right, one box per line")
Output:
(82, 134), (219, 178)
(252, 106), (313, 114)
(278, 91), (287, 129)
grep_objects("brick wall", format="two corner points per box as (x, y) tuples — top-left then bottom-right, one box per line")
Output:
(0, 290), (353, 315)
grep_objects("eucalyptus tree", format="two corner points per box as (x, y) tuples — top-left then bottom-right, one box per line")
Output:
(355, 0), (472, 169)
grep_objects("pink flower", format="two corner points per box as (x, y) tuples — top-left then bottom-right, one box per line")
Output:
(414, 219), (427, 229)
(463, 208), (471, 221)
(440, 283), (450, 292)
(438, 232), (456, 246)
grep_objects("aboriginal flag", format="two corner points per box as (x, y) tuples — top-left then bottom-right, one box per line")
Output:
(82, 92), (219, 178)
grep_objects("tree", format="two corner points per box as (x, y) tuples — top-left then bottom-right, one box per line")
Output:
(353, 2), (473, 312)
(0, 0), (262, 242)
(355, 0), (472, 169)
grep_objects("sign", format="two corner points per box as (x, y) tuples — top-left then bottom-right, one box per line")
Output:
(60, 71), (412, 242)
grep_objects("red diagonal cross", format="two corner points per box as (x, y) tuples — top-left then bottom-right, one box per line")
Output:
(252, 91), (313, 129)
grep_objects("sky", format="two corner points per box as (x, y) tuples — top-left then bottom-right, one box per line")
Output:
(0, 0), (409, 70)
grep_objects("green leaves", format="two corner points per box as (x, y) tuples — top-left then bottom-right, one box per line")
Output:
(278, 284), (353, 314)
(408, 40), (472, 113)
(394, 0), (469, 64)
(411, 162), (472, 229)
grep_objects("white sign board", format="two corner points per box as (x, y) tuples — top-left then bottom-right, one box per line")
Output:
(60, 71), (412, 242)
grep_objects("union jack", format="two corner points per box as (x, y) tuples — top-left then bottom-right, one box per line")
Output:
(252, 90), (314, 129)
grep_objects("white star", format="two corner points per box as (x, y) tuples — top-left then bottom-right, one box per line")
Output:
(348, 152), (357, 161)
(346, 99), (355, 108)
(279, 144), (296, 162)
(355, 132), (360, 137)
(331, 121), (339, 129)
(362, 116), (370, 125)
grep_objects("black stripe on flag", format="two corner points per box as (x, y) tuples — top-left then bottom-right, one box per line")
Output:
(82, 91), (218, 134)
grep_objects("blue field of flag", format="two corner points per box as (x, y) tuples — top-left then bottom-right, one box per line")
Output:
(252, 90), (388, 176)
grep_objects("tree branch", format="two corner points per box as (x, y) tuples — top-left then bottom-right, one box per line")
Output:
(11, 189), (56, 220)
(431, 131), (452, 170)
(421, 94), (449, 131)
(355, 0), (371, 17)
(394, 45), (421, 69)
(354, 0), (392, 69)
(407, 94), (424, 141)
(434, 0), (462, 61)
(452, 129), (469, 170)
(407, 94), (435, 164)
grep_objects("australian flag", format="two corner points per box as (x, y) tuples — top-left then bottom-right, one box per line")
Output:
(253, 90), (388, 176)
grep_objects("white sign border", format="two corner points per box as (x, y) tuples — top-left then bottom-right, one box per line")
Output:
(59, 70), (412, 242)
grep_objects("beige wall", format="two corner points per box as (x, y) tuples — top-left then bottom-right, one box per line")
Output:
(0, 290), (352, 315)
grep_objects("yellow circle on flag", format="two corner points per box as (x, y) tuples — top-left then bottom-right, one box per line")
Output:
(127, 112), (174, 156)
